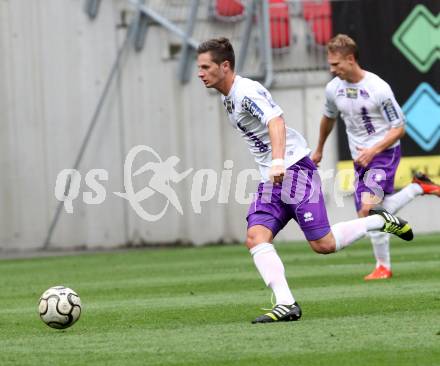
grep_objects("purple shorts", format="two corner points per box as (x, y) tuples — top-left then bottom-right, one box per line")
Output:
(353, 145), (401, 212)
(247, 156), (331, 241)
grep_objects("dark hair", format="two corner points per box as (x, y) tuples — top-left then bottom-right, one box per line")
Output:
(197, 37), (235, 70)
(327, 34), (359, 61)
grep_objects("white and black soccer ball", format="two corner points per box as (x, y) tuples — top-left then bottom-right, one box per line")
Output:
(38, 286), (81, 329)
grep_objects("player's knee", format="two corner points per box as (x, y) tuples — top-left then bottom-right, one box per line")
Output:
(245, 233), (259, 249)
(245, 231), (270, 249)
(309, 240), (334, 254)
(245, 225), (273, 249)
(358, 206), (370, 218)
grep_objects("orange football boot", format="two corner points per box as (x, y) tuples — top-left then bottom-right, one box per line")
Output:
(364, 265), (393, 280)
(412, 172), (440, 196)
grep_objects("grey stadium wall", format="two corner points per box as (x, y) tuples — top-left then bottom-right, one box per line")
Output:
(0, 0), (438, 251)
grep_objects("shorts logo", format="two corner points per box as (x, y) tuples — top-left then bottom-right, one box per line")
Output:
(382, 98), (399, 122)
(304, 211), (314, 222)
(346, 88), (358, 99)
(242, 96), (264, 121)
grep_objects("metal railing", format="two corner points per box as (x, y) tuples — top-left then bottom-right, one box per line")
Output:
(83, 0), (332, 82)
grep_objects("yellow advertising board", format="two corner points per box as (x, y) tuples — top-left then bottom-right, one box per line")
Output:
(336, 156), (440, 192)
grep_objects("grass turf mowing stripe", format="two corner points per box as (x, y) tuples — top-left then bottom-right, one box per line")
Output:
(0, 234), (439, 365)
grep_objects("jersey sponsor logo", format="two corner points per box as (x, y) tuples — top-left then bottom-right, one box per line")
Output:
(382, 98), (399, 122)
(346, 88), (358, 99)
(223, 98), (235, 114)
(361, 107), (376, 135)
(242, 96), (264, 121)
(237, 121), (269, 153)
(337, 88), (345, 97)
(360, 89), (370, 99)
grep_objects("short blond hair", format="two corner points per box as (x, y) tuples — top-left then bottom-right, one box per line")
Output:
(327, 34), (359, 61)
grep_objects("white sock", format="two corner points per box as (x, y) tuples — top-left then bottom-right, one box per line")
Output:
(382, 183), (423, 214)
(332, 215), (385, 251)
(369, 231), (391, 269)
(364, 214), (386, 230)
(250, 243), (295, 305)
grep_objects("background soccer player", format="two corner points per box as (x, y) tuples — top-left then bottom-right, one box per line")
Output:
(312, 34), (440, 280)
(197, 37), (413, 323)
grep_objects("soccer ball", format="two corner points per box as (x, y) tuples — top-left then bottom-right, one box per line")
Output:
(38, 286), (81, 329)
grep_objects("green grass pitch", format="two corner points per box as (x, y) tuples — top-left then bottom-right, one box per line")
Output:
(1, 234), (439, 366)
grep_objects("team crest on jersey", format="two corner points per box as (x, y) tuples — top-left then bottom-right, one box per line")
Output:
(382, 98), (399, 121)
(346, 88), (358, 99)
(223, 98), (235, 114)
(360, 89), (370, 99)
(242, 96), (264, 121)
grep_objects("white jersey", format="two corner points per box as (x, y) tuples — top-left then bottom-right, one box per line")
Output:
(222, 75), (310, 182)
(324, 71), (405, 160)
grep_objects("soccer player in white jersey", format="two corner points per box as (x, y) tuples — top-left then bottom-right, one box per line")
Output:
(312, 34), (440, 280)
(197, 37), (414, 323)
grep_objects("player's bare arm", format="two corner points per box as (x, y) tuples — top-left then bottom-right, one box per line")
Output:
(311, 115), (336, 166)
(355, 125), (405, 167)
(268, 116), (286, 184)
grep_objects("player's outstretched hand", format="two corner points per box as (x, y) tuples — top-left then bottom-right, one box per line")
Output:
(311, 150), (322, 167)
